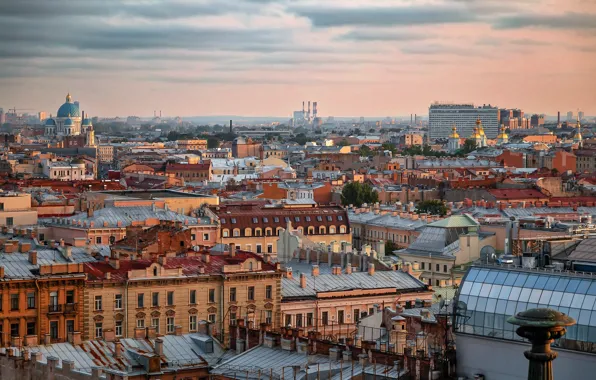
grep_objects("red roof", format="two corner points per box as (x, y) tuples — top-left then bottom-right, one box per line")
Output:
(488, 189), (548, 200)
(84, 250), (277, 281)
(166, 162), (211, 171)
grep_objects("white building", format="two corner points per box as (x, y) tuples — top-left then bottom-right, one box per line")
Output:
(429, 103), (499, 140)
(42, 159), (92, 181)
(448, 126), (461, 153)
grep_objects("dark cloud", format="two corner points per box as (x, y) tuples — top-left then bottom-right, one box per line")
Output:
(291, 5), (478, 27)
(493, 12), (596, 30)
(337, 29), (434, 42)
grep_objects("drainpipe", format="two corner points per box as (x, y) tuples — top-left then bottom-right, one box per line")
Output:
(220, 276), (225, 342)
(125, 279), (129, 338)
(35, 279), (41, 342)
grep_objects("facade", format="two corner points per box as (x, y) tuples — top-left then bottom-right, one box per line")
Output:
(576, 149), (596, 172)
(454, 265), (596, 379)
(448, 126), (461, 152)
(0, 238), (94, 347)
(281, 251), (433, 341)
(209, 202), (351, 256)
(0, 193), (38, 227)
(83, 248), (282, 341)
(177, 139), (207, 151)
(232, 137), (261, 158)
(165, 162), (213, 181)
(429, 103), (499, 140)
(202, 148), (232, 159)
(98, 144), (115, 163)
(348, 209), (426, 250)
(42, 159), (90, 181)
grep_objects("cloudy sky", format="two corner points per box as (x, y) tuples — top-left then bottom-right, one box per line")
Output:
(1, 0), (595, 118)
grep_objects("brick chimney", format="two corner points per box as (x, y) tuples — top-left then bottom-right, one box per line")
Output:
(368, 263), (375, 276)
(229, 242), (236, 257)
(300, 273), (307, 288)
(28, 250), (38, 265)
(346, 263), (352, 274)
(154, 338), (163, 356)
(311, 265), (319, 277)
(285, 267), (293, 279)
(114, 341), (122, 358)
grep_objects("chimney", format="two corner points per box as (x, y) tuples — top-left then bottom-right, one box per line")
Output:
(28, 250), (38, 265)
(0, 266), (4, 278)
(346, 263), (352, 274)
(44, 334), (51, 345)
(203, 253), (210, 263)
(358, 353), (368, 367)
(158, 256), (167, 266)
(175, 325), (182, 336)
(87, 207), (94, 217)
(114, 341), (122, 358)
(229, 120), (233, 134)
(368, 263), (375, 276)
(60, 238), (65, 247)
(229, 243), (236, 257)
(311, 265), (319, 277)
(285, 267), (293, 279)
(154, 338), (164, 356)
(300, 273), (307, 288)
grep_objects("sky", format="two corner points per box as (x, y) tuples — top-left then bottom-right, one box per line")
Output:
(0, 0), (595, 118)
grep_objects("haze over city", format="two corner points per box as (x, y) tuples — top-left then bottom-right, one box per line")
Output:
(1, 0), (595, 117)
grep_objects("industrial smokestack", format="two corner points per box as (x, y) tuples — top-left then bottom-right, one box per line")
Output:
(557, 111), (560, 125)
(302, 101), (305, 113)
(230, 120), (233, 134)
(308, 101), (311, 115)
(160, 110), (162, 118)
(411, 114), (413, 125)
(414, 114), (417, 125)
(313, 102), (318, 118)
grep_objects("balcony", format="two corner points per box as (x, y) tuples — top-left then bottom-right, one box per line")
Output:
(47, 303), (78, 315)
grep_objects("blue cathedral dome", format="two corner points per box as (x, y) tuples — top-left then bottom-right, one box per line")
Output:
(57, 93), (80, 118)
(45, 118), (56, 126)
(64, 118), (74, 127)
(82, 118), (92, 126)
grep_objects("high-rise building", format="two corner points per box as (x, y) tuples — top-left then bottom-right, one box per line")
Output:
(579, 111), (585, 121)
(567, 111), (574, 122)
(530, 114), (545, 128)
(0, 108), (4, 125)
(429, 103), (499, 139)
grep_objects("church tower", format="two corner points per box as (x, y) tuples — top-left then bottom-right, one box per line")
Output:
(574, 116), (583, 148)
(448, 125), (461, 153)
(496, 125), (509, 145)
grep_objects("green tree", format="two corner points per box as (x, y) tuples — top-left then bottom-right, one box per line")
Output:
(338, 139), (349, 146)
(359, 145), (373, 157)
(415, 200), (448, 216)
(207, 137), (220, 149)
(291, 133), (308, 145)
(385, 240), (398, 256)
(341, 182), (379, 207)
(461, 139), (477, 154)
(381, 142), (397, 155)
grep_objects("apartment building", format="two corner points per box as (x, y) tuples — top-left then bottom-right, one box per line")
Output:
(0, 192), (38, 227)
(429, 103), (499, 139)
(177, 139), (208, 151)
(83, 247), (282, 341)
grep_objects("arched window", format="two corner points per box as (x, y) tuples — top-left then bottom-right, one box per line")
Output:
(265, 228), (272, 236)
(233, 229), (240, 237)
(244, 228), (252, 237)
(276, 227), (283, 236)
(340, 226), (346, 234)
(255, 228), (262, 237)
(319, 226), (326, 234)
(223, 229), (230, 237)
(329, 226), (336, 234)
(307, 226), (315, 235)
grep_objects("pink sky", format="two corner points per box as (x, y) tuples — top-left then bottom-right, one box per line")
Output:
(0, 0), (595, 118)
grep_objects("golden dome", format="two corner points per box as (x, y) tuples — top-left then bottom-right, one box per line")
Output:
(471, 127), (482, 139)
(497, 126), (508, 139)
(66, 92), (72, 103)
(449, 125), (460, 139)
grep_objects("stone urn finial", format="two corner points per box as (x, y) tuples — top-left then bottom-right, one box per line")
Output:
(508, 308), (576, 380)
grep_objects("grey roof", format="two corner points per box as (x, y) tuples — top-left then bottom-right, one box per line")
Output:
(348, 211), (426, 230)
(43, 206), (203, 228)
(399, 302), (453, 324)
(460, 206), (596, 219)
(565, 238), (596, 263)
(282, 265), (427, 298)
(0, 247), (96, 279)
(1, 333), (228, 375)
(398, 226), (468, 258)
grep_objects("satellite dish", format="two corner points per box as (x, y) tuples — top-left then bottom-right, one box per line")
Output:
(480, 245), (497, 264)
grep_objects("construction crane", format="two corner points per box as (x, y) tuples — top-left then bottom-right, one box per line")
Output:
(8, 107), (34, 125)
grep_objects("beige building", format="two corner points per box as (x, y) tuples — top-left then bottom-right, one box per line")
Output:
(97, 144), (114, 163)
(396, 215), (496, 287)
(177, 139), (208, 151)
(0, 193), (38, 227)
(83, 247), (282, 341)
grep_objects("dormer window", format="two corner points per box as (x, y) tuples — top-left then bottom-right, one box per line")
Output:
(153, 267), (158, 276)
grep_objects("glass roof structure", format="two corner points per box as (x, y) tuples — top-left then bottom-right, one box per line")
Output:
(454, 265), (596, 354)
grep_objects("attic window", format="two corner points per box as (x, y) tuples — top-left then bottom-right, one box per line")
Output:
(153, 267), (158, 276)
(231, 218), (237, 224)
(305, 216), (311, 222)
(221, 218), (226, 224)
(252, 217), (258, 223)
(317, 216), (323, 222)
(263, 217), (268, 223)
(337, 216), (343, 221)
(327, 216), (333, 221)
(274, 217), (279, 223)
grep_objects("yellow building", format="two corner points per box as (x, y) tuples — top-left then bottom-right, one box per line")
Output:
(0, 193), (38, 227)
(83, 248), (282, 342)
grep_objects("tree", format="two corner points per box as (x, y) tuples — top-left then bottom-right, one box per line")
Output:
(207, 137), (220, 149)
(381, 142), (397, 155)
(385, 240), (398, 256)
(359, 145), (373, 157)
(338, 139), (349, 146)
(341, 182), (379, 207)
(461, 139), (477, 154)
(415, 200), (448, 216)
(291, 133), (308, 145)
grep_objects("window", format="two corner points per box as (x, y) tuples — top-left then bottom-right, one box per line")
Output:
(436, 264), (440, 272)
(95, 323), (102, 338)
(66, 290), (75, 304)
(115, 321), (123, 336)
(231, 218), (237, 224)
(152, 292), (159, 307)
(167, 291), (174, 306)
(109, 236), (116, 244)
(11, 322), (19, 337)
(96, 236), (102, 244)
(208, 314), (216, 323)
(285, 314), (292, 327)
(294, 216), (300, 222)
(221, 218), (226, 224)
(265, 311), (272, 324)
(246, 244), (252, 252)
(230, 287), (236, 302)
(94, 295), (102, 311)
(138, 293), (145, 308)
(267, 244), (273, 253)
(66, 319), (74, 333)
(27, 292), (35, 309)
(11, 294), (19, 311)
(338, 215), (343, 221)
(322, 311), (329, 325)
(263, 217), (268, 223)
(223, 230), (229, 237)
(273, 217), (279, 223)
(189, 315), (197, 331)
(27, 322), (36, 335)
(256, 244), (262, 254)
(354, 309), (360, 324)
(115, 294), (123, 309)
(252, 217), (258, 223)
(209, 289), (215, 303)
(6, 217), (13, 226)
(307, 313), (313, 327)
(327, 216), (333, 221)
(266, 285), (272, 300)
(152, 318), (160, 333)
(248, 286), (255, 301)
(296, 313), (303, 327)
(305, 216), (311, 222)
(137, 319), (145, 328)
(317, 216), (322, 222)
(191, 234), (196, 241)
(436, 279), (440, 286)
(338, 310), (345, 324)
(233, 229), (240, 237)
(203, 233), (209, 241)
(230, 313), (237, 326)
(369, 307), (374, 315)
(444, 265), (448, 273)
(421, 262), (425, 270)
(190, 290), (197, 304)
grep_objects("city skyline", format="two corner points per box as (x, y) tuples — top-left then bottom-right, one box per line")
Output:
(1, 0), (595, 117)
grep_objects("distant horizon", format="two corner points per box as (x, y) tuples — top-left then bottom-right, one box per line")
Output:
(1, 1), (595, 116)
